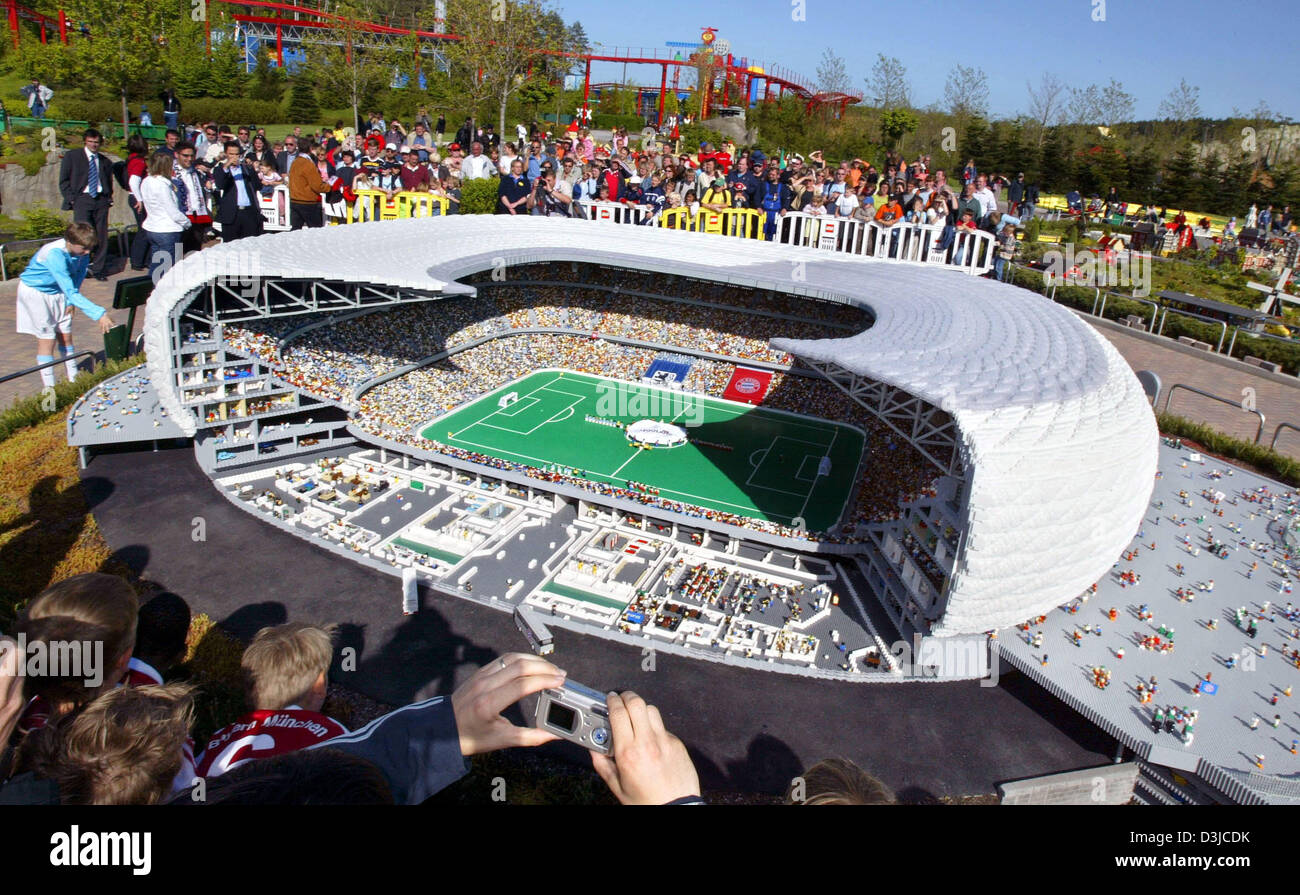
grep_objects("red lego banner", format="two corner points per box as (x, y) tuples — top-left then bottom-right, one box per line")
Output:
(721, 367), (772, 405)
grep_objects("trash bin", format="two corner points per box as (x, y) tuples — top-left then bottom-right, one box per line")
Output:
(103, 323), (130, 362)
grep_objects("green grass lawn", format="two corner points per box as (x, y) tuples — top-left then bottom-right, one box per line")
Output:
(422, 370), (865, 533)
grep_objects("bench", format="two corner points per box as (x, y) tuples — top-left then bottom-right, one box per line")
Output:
(1243, 355), (1283, 374)
(1176, 336), (1214, 351)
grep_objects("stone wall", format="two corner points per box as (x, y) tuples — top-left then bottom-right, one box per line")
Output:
(0, 150), (135, 229)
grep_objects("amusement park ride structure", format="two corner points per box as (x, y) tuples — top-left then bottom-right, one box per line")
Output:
(4, 0), (859, 125)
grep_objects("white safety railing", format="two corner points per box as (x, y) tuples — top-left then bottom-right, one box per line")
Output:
(576, 199), (650, 225)
(775, 213), (995, 275)
(258, 185), (291, 230)
(237, 189), (995, 275)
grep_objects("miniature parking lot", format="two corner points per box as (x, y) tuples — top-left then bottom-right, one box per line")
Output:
(212, 447), (904, 679)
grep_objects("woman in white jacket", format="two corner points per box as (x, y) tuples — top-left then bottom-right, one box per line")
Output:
(140, 151), (192, 283)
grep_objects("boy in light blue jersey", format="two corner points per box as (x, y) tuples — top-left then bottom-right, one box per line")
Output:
(16, 222), (113, 387)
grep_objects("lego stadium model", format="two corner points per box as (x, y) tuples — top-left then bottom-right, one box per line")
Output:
(67, 216), (1300, 800)
(67, 216), (1149, 675)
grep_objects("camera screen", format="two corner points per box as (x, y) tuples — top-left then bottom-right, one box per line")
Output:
(546, 702), (578, 733)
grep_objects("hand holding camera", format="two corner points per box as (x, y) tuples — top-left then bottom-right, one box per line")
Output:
(589, 691), (700, 805)
(451, 652), (566, 756)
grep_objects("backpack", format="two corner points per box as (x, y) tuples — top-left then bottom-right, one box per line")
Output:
(112, 159), (129, 191)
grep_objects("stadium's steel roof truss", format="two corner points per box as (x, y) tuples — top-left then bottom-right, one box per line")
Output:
(806, 360), (962, 479)
(182, 276), (444, 326)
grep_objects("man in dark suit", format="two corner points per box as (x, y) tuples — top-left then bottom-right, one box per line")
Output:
(275, 135), (302, 177)
(58, 128), (113, 279)
(212, 141), (264, 242)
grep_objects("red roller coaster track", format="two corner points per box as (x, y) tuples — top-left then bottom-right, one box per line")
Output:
(6, 0), (859, 124)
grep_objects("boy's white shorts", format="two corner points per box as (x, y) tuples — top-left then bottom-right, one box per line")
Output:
(16, 281), (72, 339)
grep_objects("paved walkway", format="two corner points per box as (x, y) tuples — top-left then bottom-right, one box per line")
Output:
(0, 256), (145, 408)
(1087, 316), (1300, 458)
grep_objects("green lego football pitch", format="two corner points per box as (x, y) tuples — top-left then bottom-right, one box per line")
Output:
(420, 370), (865, 532)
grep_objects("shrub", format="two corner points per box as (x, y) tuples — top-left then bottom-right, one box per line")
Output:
(51, 98), (121, 123)
(459, 176), (500, 215)
(0, 149), (49, 177)
(1226, 329), (1300, 375)
(677, 123), (729, 152)
(7, 205), (70, 240)
(1157, 413), (1299, 486)
(180, 98), (283, 129)
(1, 248), (34, 278)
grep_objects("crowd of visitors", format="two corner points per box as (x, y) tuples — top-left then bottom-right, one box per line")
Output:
(0, 570), (894, 805)
(102, 107), (1046, 261)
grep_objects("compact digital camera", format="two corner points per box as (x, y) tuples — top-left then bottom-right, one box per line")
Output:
(533, 679), (612, 754)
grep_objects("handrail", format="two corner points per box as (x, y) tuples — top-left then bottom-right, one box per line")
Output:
(1123, 292), (1160, 331)
(1271, 422), (1300, 453)
(1157, 305), (1229, 353)
(0, 235), (62, 281)
(1, 226), (135, 282)
(1228, 326), (1299, 363)
(1161, 382), (1266, 444)
(0, 350), (95, 384)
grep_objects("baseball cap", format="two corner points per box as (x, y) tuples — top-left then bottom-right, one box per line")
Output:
(448, 142), (461, 151)
(385, 143), (397, 150)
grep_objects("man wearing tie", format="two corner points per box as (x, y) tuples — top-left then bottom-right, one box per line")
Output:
(58, 129), (113, 280)
(212, 141), (264, 242)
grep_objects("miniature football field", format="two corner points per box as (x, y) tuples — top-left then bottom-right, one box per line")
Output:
(421, 370), (865, 532)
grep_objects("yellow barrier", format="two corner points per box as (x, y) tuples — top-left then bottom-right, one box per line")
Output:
(696, 209), (725, 235)
(1036, 193), (1233, 234)
(720, 208), (764, 239)
(656, 207), (693, 231)
(350, 190), (387, 224)
(396, 192), (449, 218)
(653, 206), (763, 239)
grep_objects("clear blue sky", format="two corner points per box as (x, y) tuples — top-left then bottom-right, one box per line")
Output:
(553, 0), (1297, 121)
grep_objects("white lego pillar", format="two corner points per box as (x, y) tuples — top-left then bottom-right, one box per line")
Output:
(402, 566), (418, 615)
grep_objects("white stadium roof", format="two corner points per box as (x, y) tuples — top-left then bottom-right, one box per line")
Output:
(144, 216), (1158, 634)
